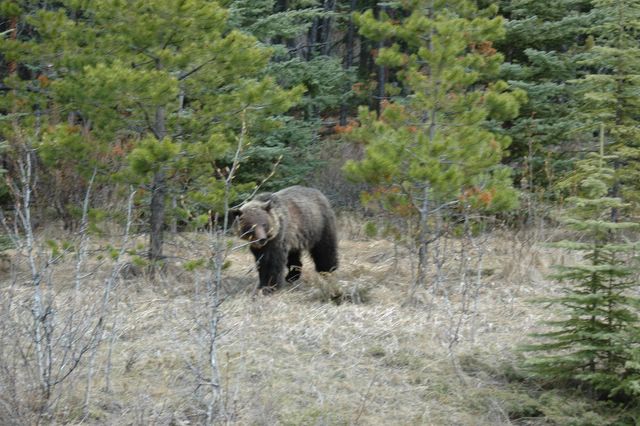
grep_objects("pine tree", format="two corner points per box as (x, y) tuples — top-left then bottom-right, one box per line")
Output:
(7, 1), (301, 263)
(525, 127), (640, 399)
(344, 0), (524, 293)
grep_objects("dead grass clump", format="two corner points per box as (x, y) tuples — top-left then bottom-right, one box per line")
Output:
(306, 272), (372, 305)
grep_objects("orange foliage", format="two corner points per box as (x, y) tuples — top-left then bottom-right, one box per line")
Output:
(478, 189), (495, 205)
(65, 125), (81, 134)
(352, 82), (366, 95)
(459, 186), (496, 206)
(477, 41), (497, 56)
(111, 144), (125, 158)
(469, 41), (497, 56)
(37, 74), (50, 87)
(372, 186), (400, 196)
(334, 120), (359, 134)
(459, 187), (478, 201)
(106, 140), (134, 160)
(393, 203), (413, 217)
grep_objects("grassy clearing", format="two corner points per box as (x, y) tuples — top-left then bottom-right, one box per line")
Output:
(0, 224), (634, 425)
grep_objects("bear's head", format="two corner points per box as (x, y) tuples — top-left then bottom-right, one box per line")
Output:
(230, 198), (279, 249)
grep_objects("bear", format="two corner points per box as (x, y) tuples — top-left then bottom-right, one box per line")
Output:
(231, 186), (338, 291)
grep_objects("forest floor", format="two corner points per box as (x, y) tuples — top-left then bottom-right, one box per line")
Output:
(0, 219), (632, 425)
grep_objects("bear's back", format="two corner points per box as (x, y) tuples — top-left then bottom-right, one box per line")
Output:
(274, 186), (336, 245)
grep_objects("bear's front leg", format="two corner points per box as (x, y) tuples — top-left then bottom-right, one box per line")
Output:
(251, 247), (286, 291)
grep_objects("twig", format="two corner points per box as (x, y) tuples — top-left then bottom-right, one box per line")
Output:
(352, 374), (377, 425)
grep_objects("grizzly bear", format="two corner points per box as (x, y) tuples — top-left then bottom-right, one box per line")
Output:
(231, 186), (338, 290)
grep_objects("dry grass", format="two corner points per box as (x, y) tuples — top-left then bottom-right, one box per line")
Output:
(0, 223), (577, 425)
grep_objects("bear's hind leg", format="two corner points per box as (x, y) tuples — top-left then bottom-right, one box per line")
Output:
(286, 250), (303, 282)
(310, 233), (338, 273)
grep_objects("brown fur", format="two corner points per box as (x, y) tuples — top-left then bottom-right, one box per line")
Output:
(232, 186), (338, 290)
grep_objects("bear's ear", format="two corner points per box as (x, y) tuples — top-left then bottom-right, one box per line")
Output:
(229, 208), (242, 222)
(261, 195), (278, 212)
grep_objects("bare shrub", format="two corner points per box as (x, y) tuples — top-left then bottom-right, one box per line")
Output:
(0, 143), (138, 422)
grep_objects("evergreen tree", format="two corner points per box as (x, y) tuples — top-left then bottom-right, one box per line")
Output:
(344, 1), (524, 293)
(223, 0), (357, 190)
(0, 1), (90, 227)
(571, 0), (640, 211)
(525, 128), (640, 400)
(3, 1), (301, 262)
(496, 0), (593, 194)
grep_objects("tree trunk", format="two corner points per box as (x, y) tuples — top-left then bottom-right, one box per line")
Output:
(339, 0), (357, 125)
(307, 17), (319, 60)
(375, 39), (385, 116)
(149, 104), (167, 264)
(8, 15), (17, 74)
(406, 184), (431, 305)
(272, 0), (289, 48)
(149, 170), (166, 263)
(321, 0), (336, 56)
(374, 3), (386, 116)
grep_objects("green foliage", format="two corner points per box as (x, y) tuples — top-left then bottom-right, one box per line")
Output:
(131, 254), (148, 268)
(0, 234), (12, 251)
(521, 3), (640, 400)
(0, 0), (302, 242)
(345, 1), (522, 220)
(363, 221), (378, 239)
(570, 0), (640, 208)
(128, 137), (181, 176)
(224, 0), (322, 42)
(184, 259), (206, 272)
(524, 143), (640, 401)
(223, 1), (355, 188)
(269, 56), (353, 114)
(496, 0), (593, 190)
(233, 116), (320, 190)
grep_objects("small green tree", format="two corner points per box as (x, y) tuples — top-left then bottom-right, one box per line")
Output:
(525, 128), (640, 400)
(344, 0), (523, 295)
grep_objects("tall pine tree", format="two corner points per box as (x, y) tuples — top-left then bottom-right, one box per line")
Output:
(344, 0), (524, 293)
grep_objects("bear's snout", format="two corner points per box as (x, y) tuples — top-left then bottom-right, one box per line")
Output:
(249, 225), (269, 248)
(251, 238), (268, 248)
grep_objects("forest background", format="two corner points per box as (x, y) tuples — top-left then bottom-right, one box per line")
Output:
(1, 0), (639, 424)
